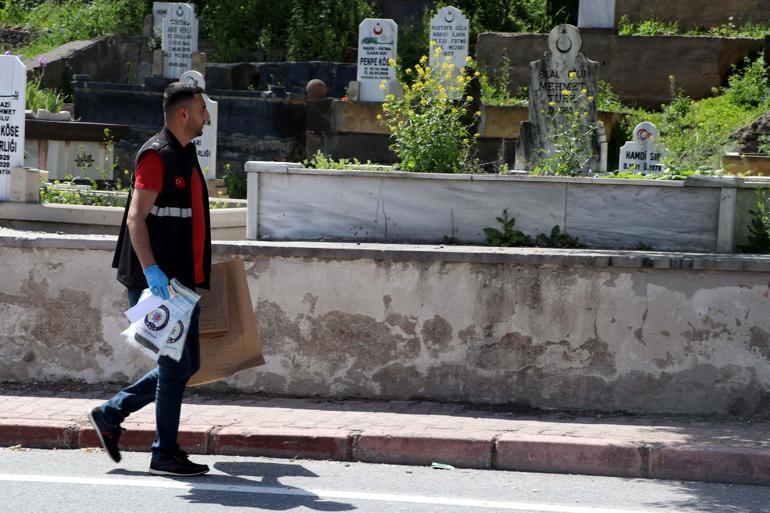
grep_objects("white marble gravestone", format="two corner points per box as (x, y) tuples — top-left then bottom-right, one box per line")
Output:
(619, 122), (667, 174)
(152, 2), (196, 39)
(428, 6), (469, 76)
(162, 3), (198, 79)
(0, 55), (26, 202)
(357, 18), (398, 102)
(515, 24), (605, 174)
(577, 0), (616, 29)
(180, 70), (218, 180)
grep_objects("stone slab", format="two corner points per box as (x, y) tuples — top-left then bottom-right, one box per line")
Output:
(354, 431), (494, 468)
(496, 434), (644, 477)
(212, 426), (351, 460)
(256, 171), (566, 243)
(565, 182), (721, 251)
(649, 445), (770, 486)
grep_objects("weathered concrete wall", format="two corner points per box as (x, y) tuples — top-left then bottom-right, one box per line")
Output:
(616, 0), (770, 30)
(1, 231), (769, 416)
(477, 32), (763, 108)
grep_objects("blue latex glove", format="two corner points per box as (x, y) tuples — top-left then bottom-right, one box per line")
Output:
(143, 265), (170, 300)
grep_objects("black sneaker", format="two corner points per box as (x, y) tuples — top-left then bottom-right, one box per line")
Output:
(149, 450), (209, 476)
(87, 407), (124, 463)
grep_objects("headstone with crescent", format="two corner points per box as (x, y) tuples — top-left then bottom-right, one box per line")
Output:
(162, 3), (198, 79)
(152, 2), (196, 40)
(428, 6), (469, 77)
(618, 122), (667, 174)
(356, 18), (398, 102)
(577, 0), (615, 29)
(515, 24), (605, 174)
(0, 55), (26, 202)
(180, 70), (218, 180)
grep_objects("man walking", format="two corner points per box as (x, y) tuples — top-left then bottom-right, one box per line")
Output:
(88, 82), (212, 476)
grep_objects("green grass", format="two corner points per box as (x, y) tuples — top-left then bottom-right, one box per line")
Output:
(0, 0), (147, 58)
(618, 15), (770, 38)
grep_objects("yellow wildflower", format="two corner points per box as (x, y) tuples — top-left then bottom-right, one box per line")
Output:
(430, 40), (437, 47)
(462, 138), (469, 144)
(457, 75), (465, 83)
(466, 95), (473, 102)
(379, 80), (387, 90)
(587, 96), (595, 102)
(548, 101), (556, 107)
(473, 71), (480, 77)
(420, 55), (428, 64)
(405, 68), (412, 75)
(568, 71), (577, 79)
(562, 89), (571, 96)
(580, 88), (588, 95)
(466, 56), (472, 64)
(376, 114), (382, 120)
(388, 58), (396, 67)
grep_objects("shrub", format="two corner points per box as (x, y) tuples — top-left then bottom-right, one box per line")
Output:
(380, 44), (479, 173)
(1, 0), (148, 57)
(726, 55), (769, 108)
(203, 0), (371, 62)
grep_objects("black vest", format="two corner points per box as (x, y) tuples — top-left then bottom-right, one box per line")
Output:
(113, 128), (211, 290)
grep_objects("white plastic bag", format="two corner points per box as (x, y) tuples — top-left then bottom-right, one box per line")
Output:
(122, 279), (200, 362)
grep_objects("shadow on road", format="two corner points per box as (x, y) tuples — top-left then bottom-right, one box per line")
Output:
(110, 461), (355, 511)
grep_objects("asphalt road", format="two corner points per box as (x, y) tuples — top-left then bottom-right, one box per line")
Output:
(0, 448), (768, 513)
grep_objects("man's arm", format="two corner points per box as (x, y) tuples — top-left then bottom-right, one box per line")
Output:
(127, 188), (159, 269)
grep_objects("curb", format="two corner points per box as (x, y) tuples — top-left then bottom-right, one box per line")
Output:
(2, 419), (769, 486)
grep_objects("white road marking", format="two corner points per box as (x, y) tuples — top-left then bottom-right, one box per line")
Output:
(0, 473), (683, 513)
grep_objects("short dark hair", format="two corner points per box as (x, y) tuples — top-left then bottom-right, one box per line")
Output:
(163, 82), (204, 117)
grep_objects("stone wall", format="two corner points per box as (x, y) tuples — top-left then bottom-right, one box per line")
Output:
(477, 32), (763, 108)
(616, 0), (770, 30)
(1, 231), (769, 416)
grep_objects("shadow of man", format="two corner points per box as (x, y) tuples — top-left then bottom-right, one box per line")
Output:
(111, 461), (355, 511)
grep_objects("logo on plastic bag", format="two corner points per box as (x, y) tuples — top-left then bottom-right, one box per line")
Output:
(145, 305), (170, 331)
(167, 320), (185, 344)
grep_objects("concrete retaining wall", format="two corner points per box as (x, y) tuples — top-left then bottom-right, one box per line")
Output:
(245, 164), (766, 253)
(476, 32), (763, 108)
(1, 232), (769, 416)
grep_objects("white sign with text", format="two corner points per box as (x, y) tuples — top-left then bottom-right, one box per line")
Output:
(619, 122), (667, 174)
(180, 70), (217, 180)
(357, 18), (398, 102)
(0, 55), (26, 201)
(428, 6), (469, 75)
(162, 3), (198, 79)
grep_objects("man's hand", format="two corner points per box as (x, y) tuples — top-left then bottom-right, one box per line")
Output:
(143, 265), (170, 300)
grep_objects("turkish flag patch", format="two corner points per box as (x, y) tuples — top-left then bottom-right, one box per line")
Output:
(175, 176), (186, 188)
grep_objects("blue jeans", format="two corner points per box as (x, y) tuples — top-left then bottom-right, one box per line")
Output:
(100, 288), (201, 462)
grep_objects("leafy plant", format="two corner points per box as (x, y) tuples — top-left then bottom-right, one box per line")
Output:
(222, 162), (246, 199)
(618, 15), (679, 36)
(534, 225), (585, 248)
(304, 150), (391, 171)
(738, 189), (770, 253)
(380, 44), (480, 173)
(25, 58), (66, 112)
(758, 134), (770, 155)
(725, 54), (769, 108)
(483, 209), (533, 247)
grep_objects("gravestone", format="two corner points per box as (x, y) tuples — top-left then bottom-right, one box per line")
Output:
(180, 70), (218, 180)
(162, 3), (198, 79)
(618, 122), (667, 174)
(428, 6), (469, 75)
(515, 24), (606, 174)
(152, 2), (196, 39)
(577, 0), (616, 29)
(357, 18), (398, 102)
(0, 55), (26, 202)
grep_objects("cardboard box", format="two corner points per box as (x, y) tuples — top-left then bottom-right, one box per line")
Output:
(197, 263), (229, 334)
(188, 259), (265, 386)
